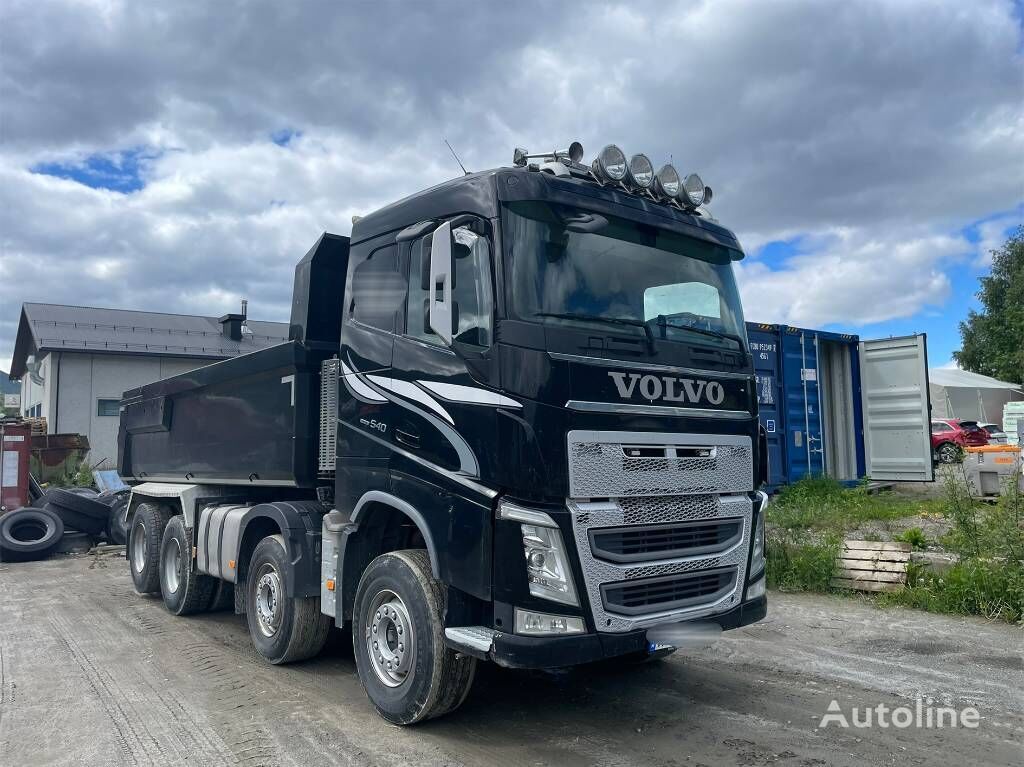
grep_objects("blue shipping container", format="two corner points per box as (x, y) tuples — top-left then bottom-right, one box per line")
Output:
(746, 323), (867, 492)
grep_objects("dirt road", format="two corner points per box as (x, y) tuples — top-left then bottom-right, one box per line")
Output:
(0, 549), (1020, 766)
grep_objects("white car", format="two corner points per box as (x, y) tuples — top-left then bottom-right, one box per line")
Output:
(980, 424), (1008, 445)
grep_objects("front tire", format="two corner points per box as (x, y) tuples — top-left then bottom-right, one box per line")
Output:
(159, 515), (216, 615)
(937, 442), (962, 464)
(245, 535), (330, 664)
(353, 550), (477, 725)
(130, 502), (173, 594)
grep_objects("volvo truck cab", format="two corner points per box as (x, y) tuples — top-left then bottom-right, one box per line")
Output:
(119, 143), (768, 724)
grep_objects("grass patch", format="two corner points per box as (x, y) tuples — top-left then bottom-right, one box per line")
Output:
(765, 532), (839, 592)
(880, 558), (1024, 624)
(764, 469), (1024, 624)
(767, 476), (942, 534)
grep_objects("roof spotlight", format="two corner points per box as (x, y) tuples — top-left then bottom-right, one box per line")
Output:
(593, 144), (627, 182)
(653, 164), (681, 199)
(703, 186), (713, 205)
(627, 154), (654, 189)
(682, 173), (707, 208)
(567, 141), (584, 163)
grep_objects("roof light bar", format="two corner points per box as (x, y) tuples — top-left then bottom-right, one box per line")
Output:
(512, 143), (715, 210)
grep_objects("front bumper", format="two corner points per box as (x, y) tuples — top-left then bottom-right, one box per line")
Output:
(447, 595), (767, 669)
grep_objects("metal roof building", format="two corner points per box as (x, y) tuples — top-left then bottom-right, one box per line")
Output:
(9, 303), (289, 467)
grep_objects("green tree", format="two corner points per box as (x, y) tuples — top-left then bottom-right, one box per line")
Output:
(954, 226), (1024, 384)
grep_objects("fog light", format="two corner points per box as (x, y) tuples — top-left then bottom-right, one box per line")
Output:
(746, 575), (766, 601)
(514, 608), (586, 636)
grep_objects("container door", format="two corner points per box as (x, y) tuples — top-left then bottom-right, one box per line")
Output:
(859, 334), (934, 481)
(780, 330), (826, 481)
(747, 325), (787, 489)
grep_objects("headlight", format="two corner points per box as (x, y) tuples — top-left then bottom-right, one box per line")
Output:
(654, 164), (680, 198)
(750, 499), (766, 578)
(593, 144), (627, 182)
(681, 173), (707, 208)
(521, 523), (579, 606)
(627, 154), (654, 189)
(499, 501), (580, 606)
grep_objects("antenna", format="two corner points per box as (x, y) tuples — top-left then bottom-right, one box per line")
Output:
(444, 138), (469, 176)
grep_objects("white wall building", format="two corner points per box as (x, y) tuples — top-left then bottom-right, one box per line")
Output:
(9, 304), (288, 468)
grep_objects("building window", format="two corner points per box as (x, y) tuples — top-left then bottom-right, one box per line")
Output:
(97, 399), (120, 417)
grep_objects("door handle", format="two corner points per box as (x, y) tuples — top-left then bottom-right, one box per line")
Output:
(395, 429), (420, 448)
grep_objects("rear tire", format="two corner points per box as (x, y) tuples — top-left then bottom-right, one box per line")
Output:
(245, 535), (330, 664)
(130, 502), (173, 594)
(353, 549), (477, 725)
(159, 515), (216, 615)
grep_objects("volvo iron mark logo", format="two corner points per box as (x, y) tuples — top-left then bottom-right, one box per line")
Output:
(608, 371), (726, 406)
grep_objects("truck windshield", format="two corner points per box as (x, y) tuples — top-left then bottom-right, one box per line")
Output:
(503, 200), (747, 351)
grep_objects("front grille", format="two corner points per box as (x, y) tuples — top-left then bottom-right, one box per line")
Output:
(601, 567), (737, 615)
(567, 430), (752, 498)
(568, 493), (752, 633)
(589, 519), (743, 563)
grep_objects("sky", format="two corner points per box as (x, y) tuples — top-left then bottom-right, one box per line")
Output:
(1, 0), (1022, 375)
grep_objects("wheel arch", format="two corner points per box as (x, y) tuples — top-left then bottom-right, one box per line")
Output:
(338, 492), (440, 622)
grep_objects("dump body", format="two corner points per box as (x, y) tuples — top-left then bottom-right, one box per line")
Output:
(118, 341), (330, 487)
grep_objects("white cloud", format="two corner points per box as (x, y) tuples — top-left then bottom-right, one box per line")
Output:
(0, 0), (1022, 373)
(734, 229), (967, 327)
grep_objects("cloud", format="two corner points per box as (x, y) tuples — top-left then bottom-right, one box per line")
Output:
(735, 228), (966, 327)
(1, 0), (1022, 372)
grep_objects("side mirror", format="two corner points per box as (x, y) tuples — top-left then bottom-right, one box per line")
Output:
(428, 221), (454, 345)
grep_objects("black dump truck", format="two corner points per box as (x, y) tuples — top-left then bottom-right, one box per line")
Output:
(118, 143), (769, 724)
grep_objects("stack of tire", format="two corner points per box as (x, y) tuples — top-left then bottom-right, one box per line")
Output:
(0, 488), (130, 563)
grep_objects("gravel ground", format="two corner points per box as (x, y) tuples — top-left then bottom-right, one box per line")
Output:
(0, 549), (1021, 767)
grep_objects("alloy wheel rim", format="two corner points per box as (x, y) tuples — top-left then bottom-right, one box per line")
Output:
(131, 521), (147, 573)
(254, 563), (284, 638)
(364, 589), (415, 688)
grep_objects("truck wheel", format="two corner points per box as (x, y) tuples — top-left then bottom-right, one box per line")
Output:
(130, 502), (173, 595)
(245, 535), (330, 664)
(159, 516), (216, 615)
(353, 550), (477, 725)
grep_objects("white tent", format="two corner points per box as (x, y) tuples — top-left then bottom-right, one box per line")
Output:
(929, 368), (1024, 424)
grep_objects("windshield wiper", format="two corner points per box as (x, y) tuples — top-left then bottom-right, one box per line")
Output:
(652, 315), (743, 349)
(535, 312), (655, 353)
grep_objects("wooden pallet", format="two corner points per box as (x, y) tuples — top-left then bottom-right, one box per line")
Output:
(831, 540), (911, 593)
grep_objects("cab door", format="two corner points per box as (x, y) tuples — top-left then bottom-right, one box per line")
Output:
(337, 236), (404, 509)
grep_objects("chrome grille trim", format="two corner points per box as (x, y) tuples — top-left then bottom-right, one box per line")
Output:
(569, 493), (752, 633)
(567, 430), (753, 498)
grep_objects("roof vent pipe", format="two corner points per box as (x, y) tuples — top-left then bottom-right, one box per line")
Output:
(241, 299), (253, 336)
